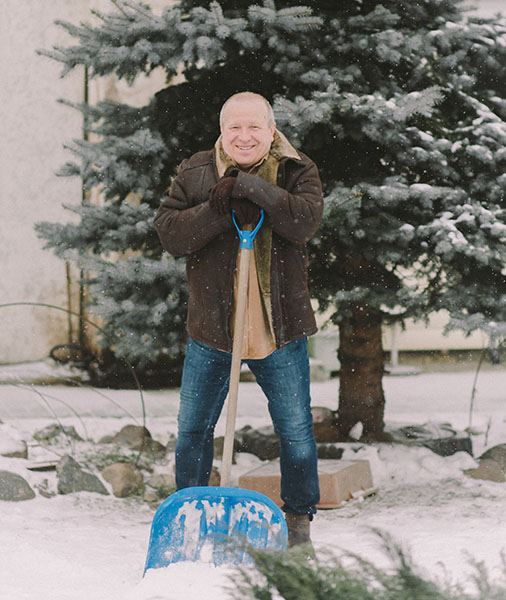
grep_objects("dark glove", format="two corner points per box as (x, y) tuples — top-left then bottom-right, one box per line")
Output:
(231, 198), (262, 227)
(209, 177), (236, 214)
(224, 166), (240, 178)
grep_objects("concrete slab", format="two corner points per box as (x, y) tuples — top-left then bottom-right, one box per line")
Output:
(238, 458), (375, 509)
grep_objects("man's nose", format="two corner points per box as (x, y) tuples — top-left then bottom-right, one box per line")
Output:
(237, 128), (251, 140)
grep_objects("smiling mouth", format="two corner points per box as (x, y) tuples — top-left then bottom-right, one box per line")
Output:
(237, 145), (255, 151)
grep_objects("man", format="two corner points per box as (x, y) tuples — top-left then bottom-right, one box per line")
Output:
(154, 92), (323, 548)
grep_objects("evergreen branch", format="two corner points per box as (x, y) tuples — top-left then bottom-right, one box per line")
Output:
(89, 9), (108, 22)
(210, 1), (225, 25)
(36, 49), (69, 65)
(115, 0), (155, 21)
(109, 0), (130, 18)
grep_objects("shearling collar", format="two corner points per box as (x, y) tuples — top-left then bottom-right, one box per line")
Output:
(214, 130), (301, 178)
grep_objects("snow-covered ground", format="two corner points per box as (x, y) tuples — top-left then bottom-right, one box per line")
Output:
(1, 368), (506, 599)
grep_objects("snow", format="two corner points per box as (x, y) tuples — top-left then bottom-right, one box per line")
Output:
(0, 422), (26, 456)
(1, 369), (506, 599)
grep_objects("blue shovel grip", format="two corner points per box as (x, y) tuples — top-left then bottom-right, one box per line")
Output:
(232, 209), (264, 249)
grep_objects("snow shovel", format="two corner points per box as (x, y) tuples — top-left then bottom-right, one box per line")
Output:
(143, 209), (287, 574)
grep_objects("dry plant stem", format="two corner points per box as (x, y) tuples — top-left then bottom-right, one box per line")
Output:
(0, 302), (146, 428)
(59, 376), (140, 424)
(469, 348), (485, 430)
(14, 382), (90, 441)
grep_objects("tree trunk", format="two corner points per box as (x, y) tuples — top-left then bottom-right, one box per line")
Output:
(336, 305), (388, 441)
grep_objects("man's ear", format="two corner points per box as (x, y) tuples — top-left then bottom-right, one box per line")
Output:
(270, 122), (276, 137)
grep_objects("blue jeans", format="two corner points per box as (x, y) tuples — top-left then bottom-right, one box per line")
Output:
(175, 337), (320, 515)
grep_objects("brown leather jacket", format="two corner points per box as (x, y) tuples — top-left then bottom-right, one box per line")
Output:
(154, 148), (324, 353)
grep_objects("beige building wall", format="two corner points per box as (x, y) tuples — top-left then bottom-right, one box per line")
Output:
(0, 0), (90, 363)
(0, 0), (169, 364)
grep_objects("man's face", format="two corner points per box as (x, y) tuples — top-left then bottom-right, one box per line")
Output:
(221, 98), (276, 168)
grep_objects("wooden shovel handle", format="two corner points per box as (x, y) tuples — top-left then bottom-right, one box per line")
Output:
(220, 246), (250, 487)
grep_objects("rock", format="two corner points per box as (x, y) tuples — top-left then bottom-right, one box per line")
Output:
(235, 425), (280, 460)
(423, 435), (473, 457)
(143, 490), (159, 503)
(145, 439), (167, 459)
(144, 471), (177, 504)
(102, 462), (144, 498)
(146, 473), (176, 502)
(312, 407), (334, 424)
(34, 424), (83, 443)
(147, 473), (176, 492)
(0, 470), (36, 501)
(1, 441), (28, 459)
(56, 455), (108, 495)
(388, 423), (473, 457)
(165, 435), (177, 453)
(109, 425), (151, 449)
(209, 467), (220, 486)
(317, 444), (344, 459)
(213, 435), (241, 461)
(108, 425), (165, 458)
(464, 458), (506, 483)
(480, 444), (506, 471)
(0, 424), (28, 459)
(464, 444), (506, 483)
(312, 407), (339, 443)
(34, 479), (56, 499)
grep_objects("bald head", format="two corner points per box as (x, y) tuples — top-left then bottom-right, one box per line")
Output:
(219, 92), (275, 128)
(219, 92), (276, 168)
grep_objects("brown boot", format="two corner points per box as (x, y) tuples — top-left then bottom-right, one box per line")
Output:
(285, 513), (315, 558)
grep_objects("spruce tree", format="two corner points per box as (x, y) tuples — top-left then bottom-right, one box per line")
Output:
(38, 0), (506, 437)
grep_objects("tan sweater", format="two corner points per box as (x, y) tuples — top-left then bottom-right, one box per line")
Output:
(215, 131), (301, 359)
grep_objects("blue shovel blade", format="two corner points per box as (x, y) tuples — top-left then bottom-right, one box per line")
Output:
(143, 486), (288, 573)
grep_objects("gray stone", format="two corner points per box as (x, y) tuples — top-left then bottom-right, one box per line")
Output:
(464, 459), (506, 483)
(213, 435), (241, 460)
(108, 425), (166, 458)
(464, 444), (506, 482)
(0, 470), (35, 501)
(165, 435), (177, 453)
(56, 455), (108, 495)
(209, 467), (220, 486)
(480, 444), (506, 470)
(145, 472), (176, 502)
(0, 439), (28, 459)
(147, 473), (176, 491)
(109, 425), (151, 449)
(143, 490), (159, 503)
(102, 462), (144, 498)
(423, 435), (473, 457)
(34, 478), (56, 498)
(34, 424), (83, 443)
(388, 423), (473, 457)
(312, 407), (339, 443)
(235, 425), (280, 460)
(317, 444), (344, 459)
(0, 424), (28, 458)
(145, 439), (166, 459)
